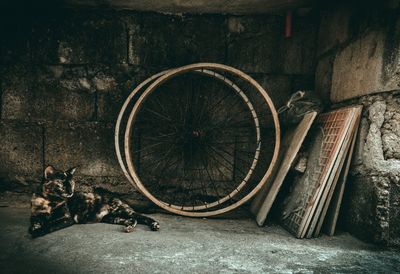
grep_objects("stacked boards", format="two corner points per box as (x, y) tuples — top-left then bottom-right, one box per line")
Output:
(252, 106), (362, 238)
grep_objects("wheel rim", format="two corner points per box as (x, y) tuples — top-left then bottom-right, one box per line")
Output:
(122, 63), (280, 217)
(116, 69), (261, 211)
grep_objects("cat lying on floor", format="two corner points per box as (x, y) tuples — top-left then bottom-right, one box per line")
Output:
(29, 165), (160, 237)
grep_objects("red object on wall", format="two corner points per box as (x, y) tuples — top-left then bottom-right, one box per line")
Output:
(285, 10), (293, 38)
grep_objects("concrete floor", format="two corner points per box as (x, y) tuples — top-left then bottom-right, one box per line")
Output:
(0, 208), (399, 274)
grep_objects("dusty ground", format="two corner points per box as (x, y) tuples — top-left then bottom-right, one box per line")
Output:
(0, 208), (399, 274)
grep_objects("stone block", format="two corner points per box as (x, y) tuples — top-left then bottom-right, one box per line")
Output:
(94, 65), (149, 122)
(31, 13), (127, 64)
(227, 16), (282, 73)
(128, 14), (226, 68)
(0, 122), (43, 179)
(45, 122), (123, 177)
(1, 64), (32, 120)
(329, 8), (400, 103)
(2, 65), (96, 121)
(331, 31), (387, 103)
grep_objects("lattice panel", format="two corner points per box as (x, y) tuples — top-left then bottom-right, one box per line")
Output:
(281, 108), (355, 237)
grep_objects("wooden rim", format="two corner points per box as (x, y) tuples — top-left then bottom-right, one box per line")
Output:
(123, 63), (280, 217)
(116, 68), (262, 211)
(115, 69), (172, 193)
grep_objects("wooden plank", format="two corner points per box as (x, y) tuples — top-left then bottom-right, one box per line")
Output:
(323, 114), (360, 236)
(279, 107), (358, 238)
(251, 112), (317, 226)
(307, 106), (362, 238)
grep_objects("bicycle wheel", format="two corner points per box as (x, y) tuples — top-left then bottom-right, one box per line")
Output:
(121, 63), (280, 217)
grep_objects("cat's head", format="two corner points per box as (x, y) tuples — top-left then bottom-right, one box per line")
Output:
(42, 165), (77, 200)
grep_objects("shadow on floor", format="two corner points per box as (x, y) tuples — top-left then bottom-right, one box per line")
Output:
(0, 208), (399, 274)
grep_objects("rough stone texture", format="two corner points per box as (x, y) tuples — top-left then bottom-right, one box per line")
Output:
(382, 94), (400, 160)
(31, 12), (127, 64)
(45, 122), (122, 177)
(315, 3), (400, 103)
(331, 31), (387, 103)
(1, 64), (32, 120)
(390, 176), (400, 246)
(338, 92), (400, 246)
(227, 13), (317, 74)
(344, 175), (391, 244)
(227, 16), (282, 73)
(0, 122), (43, 178)
(95, 65), (148, 122)
(127, 14), (227, 68)
(1, 208), (400, 274)
(0, 122), (43, 199)
(2, 65), (96, 122)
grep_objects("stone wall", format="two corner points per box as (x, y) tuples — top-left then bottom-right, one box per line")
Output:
(335, 92), (400, 247)
(315, 2), (400, 246)
(315, 2), (400, 103)
(0, 9), (317, 207)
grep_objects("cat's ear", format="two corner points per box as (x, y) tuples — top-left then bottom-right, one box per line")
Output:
(66, 167), (77, 176)
(44, 165), (56, 179)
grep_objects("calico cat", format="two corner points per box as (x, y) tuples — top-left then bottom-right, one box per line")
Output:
(29, 165), (160, 237)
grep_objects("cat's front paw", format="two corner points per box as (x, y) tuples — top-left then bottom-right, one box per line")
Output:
(124, 225), (135, 233)
(150, 222), (160, 231)
(31, 223), (42, 230)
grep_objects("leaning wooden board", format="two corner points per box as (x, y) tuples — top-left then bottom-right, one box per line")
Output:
(279, 106), (360, 238)
(250, 112), (317, 226)
(322, 114), (360, 236)
(307, 106), (362, 238)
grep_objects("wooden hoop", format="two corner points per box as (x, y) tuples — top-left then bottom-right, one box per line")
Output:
(115, 69), (172, 192)
(122, 63), (280, 217)
(115, 68), (261, 210)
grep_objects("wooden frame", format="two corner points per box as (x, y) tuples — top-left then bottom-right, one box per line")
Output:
(306, 106), (362, 238)
(322, 111), (360, 236)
